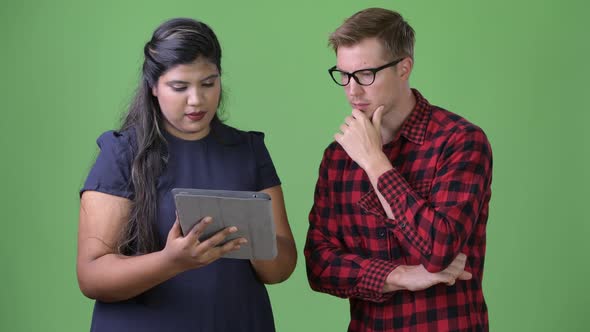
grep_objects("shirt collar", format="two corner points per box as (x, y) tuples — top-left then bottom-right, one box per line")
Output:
(398, 88), (432, 145)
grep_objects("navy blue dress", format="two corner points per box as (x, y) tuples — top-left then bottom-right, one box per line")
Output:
(81, 122), (280, 332)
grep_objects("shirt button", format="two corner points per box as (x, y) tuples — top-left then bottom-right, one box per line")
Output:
(399, 222), (406, 229)
(377, 229), (386, 238)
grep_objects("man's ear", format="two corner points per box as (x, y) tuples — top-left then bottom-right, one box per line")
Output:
(398, 57), (414, 81)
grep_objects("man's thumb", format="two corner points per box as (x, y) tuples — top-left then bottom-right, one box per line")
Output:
(372, 105), (384, 129)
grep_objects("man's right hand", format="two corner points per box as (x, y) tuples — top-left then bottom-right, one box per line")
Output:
(383, 253), (472, 293)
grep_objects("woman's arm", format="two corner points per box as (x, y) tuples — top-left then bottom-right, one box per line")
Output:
(77, 191), (244, 302)
(250, 185), (297, 284)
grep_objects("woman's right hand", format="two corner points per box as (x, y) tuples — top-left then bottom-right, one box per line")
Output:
(163, 216), (246, 272)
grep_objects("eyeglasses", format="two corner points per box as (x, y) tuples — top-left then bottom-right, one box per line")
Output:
(328, 58), (405, 86)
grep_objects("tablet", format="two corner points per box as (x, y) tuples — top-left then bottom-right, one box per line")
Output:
(171, 188), (277, 260)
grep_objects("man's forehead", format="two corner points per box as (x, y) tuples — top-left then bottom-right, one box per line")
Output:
(336, 40), (389, 70)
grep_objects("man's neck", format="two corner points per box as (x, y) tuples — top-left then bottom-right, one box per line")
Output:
(380, 88), (416, 144)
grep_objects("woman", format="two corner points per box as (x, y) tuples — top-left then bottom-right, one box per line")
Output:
(77, 18), (297, 332)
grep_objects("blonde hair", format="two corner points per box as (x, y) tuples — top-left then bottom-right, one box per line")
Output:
(329, 8), (415, 60)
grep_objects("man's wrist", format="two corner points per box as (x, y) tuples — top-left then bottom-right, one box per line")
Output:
(364, 154), (393, 184)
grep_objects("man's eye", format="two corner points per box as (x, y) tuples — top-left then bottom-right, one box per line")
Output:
(357, 71), (373, 78)
(202, 81), (215, 87)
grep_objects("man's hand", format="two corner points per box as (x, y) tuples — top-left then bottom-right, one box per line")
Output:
(335, 106), (389, 171)
(383, 253), (472, 293)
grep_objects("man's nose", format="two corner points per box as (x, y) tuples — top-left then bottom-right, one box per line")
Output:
(346, 78), (364, 97)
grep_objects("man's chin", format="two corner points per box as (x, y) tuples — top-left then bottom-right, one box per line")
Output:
(352, 107), (374, 116)
(350, 104), (382, 119)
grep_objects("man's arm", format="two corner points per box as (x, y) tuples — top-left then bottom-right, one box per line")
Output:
(304, 149), (397, 303)
(365, 127), (493, 272)
(304, 146), (473, 302)
(306, 219), (472, 299)
(336, 108), (492, 273)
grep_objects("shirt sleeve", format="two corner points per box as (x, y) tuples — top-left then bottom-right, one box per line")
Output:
(304, 146), (398, 303)
(377, 126), (493, 273)
(250, 131), (281, 191)
(80, 130), (135, 199)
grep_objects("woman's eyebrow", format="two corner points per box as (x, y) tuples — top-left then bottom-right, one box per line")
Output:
(166, 80), (189, 85)
(166, 74), (219, 85)
(200, 74), (219, 82)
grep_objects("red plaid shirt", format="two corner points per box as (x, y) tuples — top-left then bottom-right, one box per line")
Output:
(305, 89), (492, 331)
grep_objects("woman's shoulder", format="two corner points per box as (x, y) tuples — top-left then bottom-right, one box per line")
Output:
(82, 127), (137, 198)
(96, 127), (136, 150)
(213, 122), (266, 146)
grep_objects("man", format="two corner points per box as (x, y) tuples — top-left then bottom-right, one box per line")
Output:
(304, 8), (492, 331)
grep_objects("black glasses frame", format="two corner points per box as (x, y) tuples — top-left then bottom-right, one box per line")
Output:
(328, 58), (405, 86)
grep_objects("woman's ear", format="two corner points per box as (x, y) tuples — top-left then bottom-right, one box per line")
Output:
(152, 85), (158, 97)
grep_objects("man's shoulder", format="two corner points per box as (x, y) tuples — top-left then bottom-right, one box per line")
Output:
(424, 106), (492, 161)
(428, 105), (488, 141)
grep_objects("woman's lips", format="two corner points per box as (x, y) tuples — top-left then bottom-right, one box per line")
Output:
(186, 112), (206, 121)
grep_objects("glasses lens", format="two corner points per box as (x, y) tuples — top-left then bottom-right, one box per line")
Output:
(330, 70), (348, 86)
(354, 70), (375, 85)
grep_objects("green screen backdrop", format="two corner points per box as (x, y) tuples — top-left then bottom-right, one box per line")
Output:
(1, 0), (588, 331)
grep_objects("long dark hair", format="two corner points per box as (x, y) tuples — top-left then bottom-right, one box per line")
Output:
(118, 18), (223, 255)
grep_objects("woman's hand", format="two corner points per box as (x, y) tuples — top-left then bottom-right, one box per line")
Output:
(163, 216), (246, 272)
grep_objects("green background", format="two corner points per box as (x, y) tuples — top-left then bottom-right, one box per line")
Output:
(1, 0), (588, 331)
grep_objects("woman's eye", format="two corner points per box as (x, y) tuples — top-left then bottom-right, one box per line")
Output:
(171, 86), (187, 92)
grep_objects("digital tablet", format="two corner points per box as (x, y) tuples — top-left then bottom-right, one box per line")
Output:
(171, 188), (277, 260)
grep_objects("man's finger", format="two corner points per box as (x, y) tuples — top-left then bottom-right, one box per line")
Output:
(458, 271), (472, 280)
(351, 109), (368, 120)
(344, 116), (354, 126)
